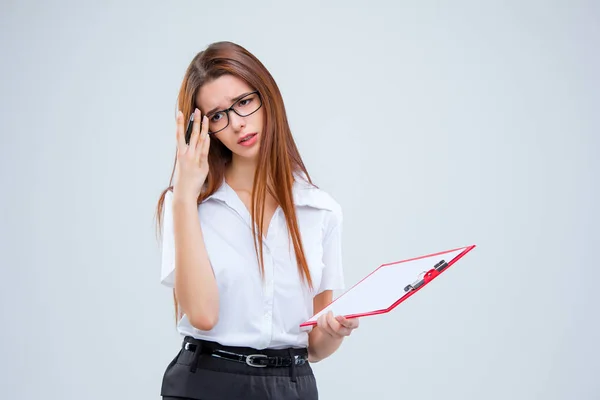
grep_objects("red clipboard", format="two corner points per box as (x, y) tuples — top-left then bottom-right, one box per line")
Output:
(300, 244), (476, 329)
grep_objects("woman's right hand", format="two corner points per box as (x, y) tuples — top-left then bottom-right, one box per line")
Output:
(172, 108), (211, 203)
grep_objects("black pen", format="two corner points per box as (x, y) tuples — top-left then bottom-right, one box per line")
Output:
(185, 113), (194, 145)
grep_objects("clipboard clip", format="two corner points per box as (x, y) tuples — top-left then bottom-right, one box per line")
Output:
(403, 259), (448, 292)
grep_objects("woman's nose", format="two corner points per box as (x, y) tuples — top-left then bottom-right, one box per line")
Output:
(228, 111), (246, 131)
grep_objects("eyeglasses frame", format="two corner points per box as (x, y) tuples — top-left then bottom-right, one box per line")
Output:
(204, 90), (263, 135)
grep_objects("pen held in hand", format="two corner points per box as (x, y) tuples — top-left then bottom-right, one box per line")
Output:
(184, 113), (194, 145)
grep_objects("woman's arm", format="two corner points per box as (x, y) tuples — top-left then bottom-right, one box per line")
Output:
(307, 290), (359, 362)
(172, 195), (219, 330)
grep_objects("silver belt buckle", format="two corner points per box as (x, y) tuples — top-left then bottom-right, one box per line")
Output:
(294, 355), (306, 365)
(246, 354), (268, 367)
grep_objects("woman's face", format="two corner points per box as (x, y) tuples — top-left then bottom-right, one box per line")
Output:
(196, 74), (264, 161)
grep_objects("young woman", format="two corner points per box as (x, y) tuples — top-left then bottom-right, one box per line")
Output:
(156, 41), (359, 400)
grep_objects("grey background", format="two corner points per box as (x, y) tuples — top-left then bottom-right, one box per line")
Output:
(1, 1), (598, 399)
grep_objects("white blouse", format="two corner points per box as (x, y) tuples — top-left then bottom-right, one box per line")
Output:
(160, 174), (345, 350)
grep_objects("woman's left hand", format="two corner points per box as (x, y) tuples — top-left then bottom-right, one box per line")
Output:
(317, 311), (360, 338)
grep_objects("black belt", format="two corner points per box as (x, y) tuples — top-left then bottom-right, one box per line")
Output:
(182, 337), (308, 369)
(205, 348), (307, 367)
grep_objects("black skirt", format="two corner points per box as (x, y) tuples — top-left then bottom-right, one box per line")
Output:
(161, 336), (318, 400)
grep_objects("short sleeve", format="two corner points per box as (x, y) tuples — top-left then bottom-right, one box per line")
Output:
(317, 206), (345, 294)
(160, 190), (176, 287)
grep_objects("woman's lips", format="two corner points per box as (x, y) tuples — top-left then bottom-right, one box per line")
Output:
(238, 133), (258, 146)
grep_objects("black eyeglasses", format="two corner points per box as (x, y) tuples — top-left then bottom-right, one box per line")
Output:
(205, 91), (262, 134)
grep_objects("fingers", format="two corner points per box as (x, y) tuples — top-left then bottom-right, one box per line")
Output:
(188, 109), (201, 149)
(184, 113), (193, 146)
(199, 115), (211, 162)
(201, 114), (209, 139)
(176, 111), (186, 151)
(328, 312), (352, 336)
(336, 315), (360, 329)
(317, 313), (333, 336)
(317, 311), (354, 338)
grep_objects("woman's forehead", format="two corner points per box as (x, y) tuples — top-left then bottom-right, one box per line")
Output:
(196, 75), (254, 112)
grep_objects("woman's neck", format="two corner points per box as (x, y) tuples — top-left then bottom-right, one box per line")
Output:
(225, 155), (258, 192)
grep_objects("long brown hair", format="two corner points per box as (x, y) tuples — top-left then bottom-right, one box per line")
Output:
(156, 41), (314, 323)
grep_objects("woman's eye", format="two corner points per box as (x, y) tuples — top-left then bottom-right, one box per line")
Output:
(210, 114), (222, 122)
(238, 98), (252, 107)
